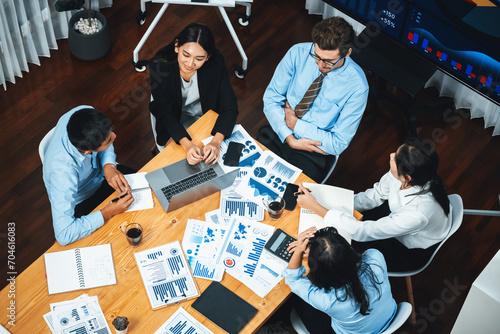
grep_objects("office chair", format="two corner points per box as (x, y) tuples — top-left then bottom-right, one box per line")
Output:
(381, 302), (412, 334)
(290, 302), (412, 334)
(388, 194), (464, 324)
(39, 127), (55, 163)
(320, 155), (339, 184)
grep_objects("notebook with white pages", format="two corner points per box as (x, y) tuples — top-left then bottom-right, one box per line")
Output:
(298, 183), (354, 244)
(44, 244), (117, 295)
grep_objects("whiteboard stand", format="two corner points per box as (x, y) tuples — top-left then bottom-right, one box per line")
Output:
(133, 0), (251, 78)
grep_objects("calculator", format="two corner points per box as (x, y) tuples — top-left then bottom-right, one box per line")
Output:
(264, 228), (296, 262)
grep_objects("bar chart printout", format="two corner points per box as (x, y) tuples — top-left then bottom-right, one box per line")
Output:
(154, 307), (214, 334)
(135, 241), (199, 310)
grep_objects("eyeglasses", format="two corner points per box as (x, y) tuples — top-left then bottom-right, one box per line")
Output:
(309, 43), (345, 67)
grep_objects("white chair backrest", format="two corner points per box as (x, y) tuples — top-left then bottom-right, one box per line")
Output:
(381, 302), (413, 334)
(39, 127), (56, 163)
(389, 194), (464, 276)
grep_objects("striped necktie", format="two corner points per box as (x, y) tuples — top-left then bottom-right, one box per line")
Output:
(294, 72), (326, 118)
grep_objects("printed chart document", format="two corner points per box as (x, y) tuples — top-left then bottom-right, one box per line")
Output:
(182, 219), (229, 281)
(235, 150), (302, 210)
(134, 241), (199, 310)
(299, 183), (354, 243)
(220, 169), (265, 221)
(204, 125), (266, 220)
(202, 124), (263, 172)
(43, 294), (111, 334)
(154, 307), (213, 334)
(124, 172), (154, 212)
(44, 244), (116, 295)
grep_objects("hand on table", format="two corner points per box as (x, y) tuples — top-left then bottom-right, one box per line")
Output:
(103, 164), (131, 193)
(101, 189), (134, 220)
(202, 133), (223, 165)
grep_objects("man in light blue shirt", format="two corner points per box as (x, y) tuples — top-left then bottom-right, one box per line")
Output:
(259, 17), (369, 182)
(43, 106), (134, 246)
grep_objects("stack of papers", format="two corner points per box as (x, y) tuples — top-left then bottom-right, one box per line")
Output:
(43, 294), (111, 334)
(182, 217), (288, 297)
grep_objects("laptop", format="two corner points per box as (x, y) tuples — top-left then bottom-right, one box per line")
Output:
(146, 159), (239, 213)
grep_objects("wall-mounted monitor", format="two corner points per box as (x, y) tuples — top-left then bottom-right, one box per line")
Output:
(401, 1), (500, 105)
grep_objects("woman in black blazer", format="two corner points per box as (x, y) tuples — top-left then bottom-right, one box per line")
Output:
(149, 23), (238, 165)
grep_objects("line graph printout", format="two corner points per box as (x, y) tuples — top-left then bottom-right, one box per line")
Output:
(182, 219), (229, 281)
(134, 241), (199, 310)
(154, 307), (213, 334)
(235, 150), (301, 209)
(229, 250), (288, 298)
(202, 124), (263, 172)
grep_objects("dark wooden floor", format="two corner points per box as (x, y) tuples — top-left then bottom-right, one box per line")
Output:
(1, 1), (499, 333)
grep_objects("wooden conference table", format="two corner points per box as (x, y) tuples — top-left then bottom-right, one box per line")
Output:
(0, 110), (360, 333)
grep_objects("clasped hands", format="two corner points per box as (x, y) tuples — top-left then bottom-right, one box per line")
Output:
(283, 101), (326, 154)
(182, 132), (224, 165)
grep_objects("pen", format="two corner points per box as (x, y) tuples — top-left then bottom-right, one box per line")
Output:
(110, 193), (127, 203)
(294, 191), (312, 197)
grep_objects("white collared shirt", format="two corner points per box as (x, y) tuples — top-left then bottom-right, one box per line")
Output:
(326, 171), (452, 249)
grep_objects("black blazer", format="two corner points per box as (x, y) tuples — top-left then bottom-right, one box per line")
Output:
(149, 52), (238, 146)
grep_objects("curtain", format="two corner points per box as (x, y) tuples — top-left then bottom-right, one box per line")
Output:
(0, 0), (112, 90)
(306, 0), (500, 136)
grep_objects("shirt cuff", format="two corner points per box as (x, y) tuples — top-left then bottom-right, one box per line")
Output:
(283, 265), (306, 281)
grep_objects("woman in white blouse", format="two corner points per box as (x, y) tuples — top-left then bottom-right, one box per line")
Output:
(296, 137), (452, 271)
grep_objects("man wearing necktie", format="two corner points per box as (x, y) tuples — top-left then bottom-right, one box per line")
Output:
(43, 106), (135, 245)
(259, 17), (369, 183)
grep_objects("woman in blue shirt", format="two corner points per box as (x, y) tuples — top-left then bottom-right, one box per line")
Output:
(284, 227), (396, 334)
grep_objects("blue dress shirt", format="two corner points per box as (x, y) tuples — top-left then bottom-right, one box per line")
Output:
(42, 106), (117, 246)
(263, 43), (369, 156)
(284, 249), (397, 334)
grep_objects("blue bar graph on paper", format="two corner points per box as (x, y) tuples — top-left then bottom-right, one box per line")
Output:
(422, 38), (429, 50)
(152, 277), (189, 302)
(465, 65), (473, 76)
(147, 251), (163, 260)
(167, 255), (184, 275)
(272, 161), (295, 179)
(243, 238), (266, 276)
(261, 264), (279, 278)
(193, 261), (215, 279)
(226, 241), (243, 256)
(223, 199), (260, 218)
(69, 326), (86, 334)
(485, 77), (493, 87)
(189, 234), (203, 244)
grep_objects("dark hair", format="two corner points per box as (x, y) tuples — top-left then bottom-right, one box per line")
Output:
(67, 108), (112, 151)
(395, 137), (450, 215)
(151, 22), (217, 63)
(311, 17), (355, 55)
(307, 227), (382, 316)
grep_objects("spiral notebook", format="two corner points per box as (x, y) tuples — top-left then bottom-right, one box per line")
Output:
(44, 244), (117, 295)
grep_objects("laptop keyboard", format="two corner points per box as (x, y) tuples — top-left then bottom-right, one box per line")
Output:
(161, 168), (218, 201)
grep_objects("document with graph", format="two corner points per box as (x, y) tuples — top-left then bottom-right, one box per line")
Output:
(299, 182), (354, 243)
(182, 219), (229, 281)
(220, 169), (265, 221)
(202, 124), (263, 172)
(134, 241), (199, 310)
(154, 307), (213, 334)
(44, 244), (116, 295)
(235, 150), (302, 209)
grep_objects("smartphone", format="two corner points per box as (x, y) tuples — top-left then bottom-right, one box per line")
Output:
(283, 183), (299, 211)
(223, 142), (244, 166)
